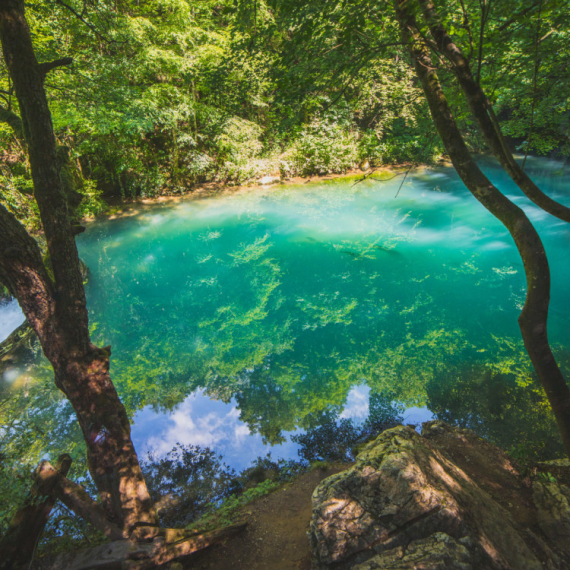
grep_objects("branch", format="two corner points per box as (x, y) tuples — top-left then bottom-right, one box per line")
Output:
(34, 460), (125, 540)
(522, 0), (543, 169)
(496, 1), (540, 32)
(53, 0), (123, 44)
(395, 0), (570, 458)
(0, 105), (24, 141)
(417, 0), (570, 223)
(39, 56), (73, 76)
(0, 203), (58, 347)
(0, 455), (72, 569)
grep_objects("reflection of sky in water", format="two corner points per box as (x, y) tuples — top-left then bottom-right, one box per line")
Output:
(131, 385), (428, 469)
(0, 299), (25, 343)
(339, 385), (371, 423)
(131, 390), (301, 471)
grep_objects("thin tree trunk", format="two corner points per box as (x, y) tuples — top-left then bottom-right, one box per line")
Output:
(522, 0), (543, 169)
(0, 0), (158, 534)
(417, 0), (570, 224)
(394, 0), (570, 457)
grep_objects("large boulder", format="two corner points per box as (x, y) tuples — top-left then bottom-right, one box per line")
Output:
(310, 421), (570, 569)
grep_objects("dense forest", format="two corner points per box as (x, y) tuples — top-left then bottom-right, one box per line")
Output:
(1, 0), (570, 568)
(2, 0), (568, 229)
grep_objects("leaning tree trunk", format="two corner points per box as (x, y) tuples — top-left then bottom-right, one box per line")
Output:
(417, 0), (570, 224)
(0, 0), (157, 535)
(394, 0), (570, 457)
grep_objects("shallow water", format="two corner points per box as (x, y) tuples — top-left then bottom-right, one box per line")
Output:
(2, 157), (570, 469)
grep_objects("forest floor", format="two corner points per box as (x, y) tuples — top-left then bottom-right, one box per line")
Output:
(185, 463), (347, 570)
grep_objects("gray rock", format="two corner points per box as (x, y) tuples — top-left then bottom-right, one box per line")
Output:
(310, 424), (547, 569)
(533, 479), (570, 557)
(352, 533), (472, 570)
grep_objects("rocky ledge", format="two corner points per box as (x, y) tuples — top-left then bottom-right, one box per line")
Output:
(310, 421), (570, 569)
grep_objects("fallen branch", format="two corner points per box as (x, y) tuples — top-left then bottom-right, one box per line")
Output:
(0, 454), (72, 570)
(33, 460), (124, 541)
(43, 523), (247, 570)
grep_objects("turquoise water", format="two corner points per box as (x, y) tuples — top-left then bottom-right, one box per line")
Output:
(2, 157), (570, 468)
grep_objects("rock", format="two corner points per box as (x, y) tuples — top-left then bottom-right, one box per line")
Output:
(537, 459), (570, 488)
(533, 479), (570, 557)
(310, 422), (570, 569)
(258, 175), (280, 185)
(352, 533), (473, 570)
(359, 161), (370, 171)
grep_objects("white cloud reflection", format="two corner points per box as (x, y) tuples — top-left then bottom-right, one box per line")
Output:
(131, 389), (300, 471)
(339, 384), (370, 424)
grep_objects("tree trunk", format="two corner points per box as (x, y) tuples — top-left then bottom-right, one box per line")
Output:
(417, 0), (570, 224)
(0, 0), (158, 534)
(394, 0), (570, 457)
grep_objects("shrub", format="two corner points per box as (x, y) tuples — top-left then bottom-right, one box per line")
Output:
(214, 117), (264, 183)
(280, 119), (359, 177)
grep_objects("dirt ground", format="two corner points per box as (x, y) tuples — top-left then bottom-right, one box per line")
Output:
(185, 465), (346, 570)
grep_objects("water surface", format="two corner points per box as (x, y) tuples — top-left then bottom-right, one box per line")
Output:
(2, 157), (569, 469)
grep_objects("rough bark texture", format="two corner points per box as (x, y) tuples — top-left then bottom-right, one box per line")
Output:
(418, 0), (570, 224)
(310, 422), (570, 569)
(0, 0), (157, 535)
(394, 0), (570, 458)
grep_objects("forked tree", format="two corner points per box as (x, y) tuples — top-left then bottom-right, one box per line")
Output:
(393, 0), (570, 456)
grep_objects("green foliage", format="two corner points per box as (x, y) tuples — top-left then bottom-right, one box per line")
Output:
(0, 366), (87, 540)
(281, 117), (359, 176)
(0, 0), (568, 221)
(2, 0), (570, 556)
(76, 179), (107, 219)
(214, 117), (264, 183)
(0, 171), (40, 232)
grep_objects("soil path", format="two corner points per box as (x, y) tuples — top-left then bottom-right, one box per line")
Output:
(186, 465), (346, 570)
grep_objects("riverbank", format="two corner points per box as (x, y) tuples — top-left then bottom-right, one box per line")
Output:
(187, 463), (347, 570)
(94, 162), (442, 221)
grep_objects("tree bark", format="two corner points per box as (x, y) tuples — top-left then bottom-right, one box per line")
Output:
(0, 0), (158, 534)
(417, 0), (570, 224)
(394, 0), (570, 457)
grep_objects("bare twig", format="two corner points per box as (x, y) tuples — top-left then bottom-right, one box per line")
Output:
(395, 166), (412, 197)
